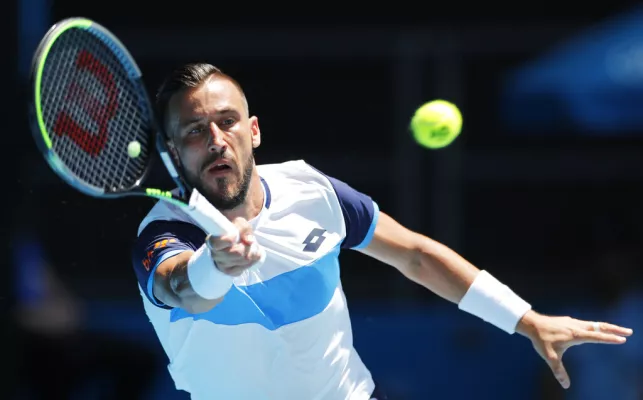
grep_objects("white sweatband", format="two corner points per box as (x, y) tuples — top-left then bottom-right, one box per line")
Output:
(186, 243), (233, 300)
(458, 270), (532, 334)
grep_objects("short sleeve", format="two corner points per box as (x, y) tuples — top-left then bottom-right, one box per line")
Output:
(131, 220), (207, 309)
(326, 176), (379, 249)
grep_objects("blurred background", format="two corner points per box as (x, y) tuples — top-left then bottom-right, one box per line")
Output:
(6, 1), (643, 399)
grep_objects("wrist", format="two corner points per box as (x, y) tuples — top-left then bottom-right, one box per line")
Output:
(515, 310), (541, 338)
(458, 270), (532, 334)
(186, 243), (233, 300)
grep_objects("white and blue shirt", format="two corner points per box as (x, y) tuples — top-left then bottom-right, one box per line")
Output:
(131, 160), (380, 400)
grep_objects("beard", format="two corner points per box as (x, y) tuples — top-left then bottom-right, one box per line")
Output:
(186, 151), (255, 211)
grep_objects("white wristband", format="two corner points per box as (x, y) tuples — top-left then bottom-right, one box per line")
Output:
(458, 270), (532, 334)
(186, 243), (233, 300)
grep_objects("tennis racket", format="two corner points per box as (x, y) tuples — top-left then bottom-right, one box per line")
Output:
(27, 17), (265, 262)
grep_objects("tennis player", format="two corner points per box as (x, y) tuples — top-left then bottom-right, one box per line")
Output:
(131, 63), (633, 400)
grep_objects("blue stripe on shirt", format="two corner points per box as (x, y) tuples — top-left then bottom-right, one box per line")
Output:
(170, 245), (341, 330)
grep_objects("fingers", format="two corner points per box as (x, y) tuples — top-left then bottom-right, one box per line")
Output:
(584, 321), (633, 337)
(544, 347), (570, 389)
(567, 320), (632, 345)
(576, 330), (627, 345)
(533, 316), (634, 391)
(207, 233), (237, 251)
(213, 241), (260, 270)
(206, 217), (252, 251)
(551, 360), (570, 389)
(204, 217), (262, 276)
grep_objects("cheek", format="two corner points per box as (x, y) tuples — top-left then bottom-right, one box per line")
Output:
(177, 147), (202, 173)
(233, 128), (254, 153)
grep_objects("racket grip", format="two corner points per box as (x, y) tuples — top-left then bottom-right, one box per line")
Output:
(187, 188), (238, 238)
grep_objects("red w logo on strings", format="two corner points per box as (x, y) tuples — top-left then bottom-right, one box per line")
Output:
(53, 50), (118, 156)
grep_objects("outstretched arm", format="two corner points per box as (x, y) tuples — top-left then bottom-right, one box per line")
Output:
(358, 211), (633, 389)
(358, 211), (478, 304)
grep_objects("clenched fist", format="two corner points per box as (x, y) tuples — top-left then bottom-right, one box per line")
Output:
(205, 217), (263, 276)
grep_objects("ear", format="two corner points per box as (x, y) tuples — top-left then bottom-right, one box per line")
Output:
(166, 139), (182, 166)
(249, 116), (261, 149)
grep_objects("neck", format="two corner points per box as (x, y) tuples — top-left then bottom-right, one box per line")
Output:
(221, 168), (264, 222)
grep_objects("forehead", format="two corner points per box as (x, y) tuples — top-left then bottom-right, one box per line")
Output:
(167, 77), (245, 125)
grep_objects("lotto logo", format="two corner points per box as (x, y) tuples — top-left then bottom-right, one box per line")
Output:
(302, 228), (326, 252)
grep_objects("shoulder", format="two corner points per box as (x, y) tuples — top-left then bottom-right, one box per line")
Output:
(257, 159), (379, 250)
(257, 159), (338, 197)
(136, 188), (201, 237)
(258, 159), (331, 185)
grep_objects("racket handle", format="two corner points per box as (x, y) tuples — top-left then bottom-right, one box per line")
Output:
(187, 188), (238, 239)
(186, 189), (266, 267)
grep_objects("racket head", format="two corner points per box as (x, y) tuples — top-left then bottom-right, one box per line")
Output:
(28, 17), (159, 198)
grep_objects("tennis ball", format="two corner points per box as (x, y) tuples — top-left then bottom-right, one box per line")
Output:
(410, 100), (462, 149)
(127, 140), (141, 158)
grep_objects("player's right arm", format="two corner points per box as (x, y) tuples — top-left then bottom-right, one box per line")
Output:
(132, 218), (260, 314)
(153, 249), (223, 313)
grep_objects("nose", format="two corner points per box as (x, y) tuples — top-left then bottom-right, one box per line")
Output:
(207, 121), (227, 153)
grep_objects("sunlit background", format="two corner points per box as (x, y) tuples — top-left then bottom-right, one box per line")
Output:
(7, 2), (643, 399)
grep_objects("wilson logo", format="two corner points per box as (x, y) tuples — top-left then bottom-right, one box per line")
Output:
(52, 50), (118, 156)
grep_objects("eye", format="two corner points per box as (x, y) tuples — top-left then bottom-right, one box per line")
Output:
(221, 118), (235, 126)
(187, 125), (205, 135)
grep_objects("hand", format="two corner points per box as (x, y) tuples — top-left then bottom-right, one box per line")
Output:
(205, 217), (262, 276)
(516, 310), (633, 389)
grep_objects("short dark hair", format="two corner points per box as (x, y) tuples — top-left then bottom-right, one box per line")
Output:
(155, 62), (248, 139)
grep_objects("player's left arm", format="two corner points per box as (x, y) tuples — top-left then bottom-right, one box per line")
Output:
(314, 162), (632, 389)
(359, 211), (478, 304)
(359, 210), (634, 390)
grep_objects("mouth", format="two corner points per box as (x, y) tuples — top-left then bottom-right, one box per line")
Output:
(205, 161), (233, 176)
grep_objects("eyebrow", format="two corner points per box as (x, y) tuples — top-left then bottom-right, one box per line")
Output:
(178, 109), (237, 128)
(215, 108), (236, 116)
(180, 116), (207, 127)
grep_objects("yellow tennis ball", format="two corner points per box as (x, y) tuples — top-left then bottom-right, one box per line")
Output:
(127, 140), (141, 158)
(410, 100), (462, 149)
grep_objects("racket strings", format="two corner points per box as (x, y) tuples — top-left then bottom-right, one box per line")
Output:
(40, 27), (151, 192)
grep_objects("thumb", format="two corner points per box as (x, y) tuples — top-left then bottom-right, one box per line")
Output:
(550, 360), (570, 389)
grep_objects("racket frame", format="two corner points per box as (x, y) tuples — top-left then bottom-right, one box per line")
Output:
(27, 17), (190, 206)
(27, 16), (266, 261)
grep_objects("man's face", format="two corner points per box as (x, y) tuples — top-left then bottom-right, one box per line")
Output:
(166, 76), (260, 210)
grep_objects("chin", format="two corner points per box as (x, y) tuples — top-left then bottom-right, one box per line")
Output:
(202, 182), (240, 209)
(210, 175), (235, 193)
(195, 165), (250, 210)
